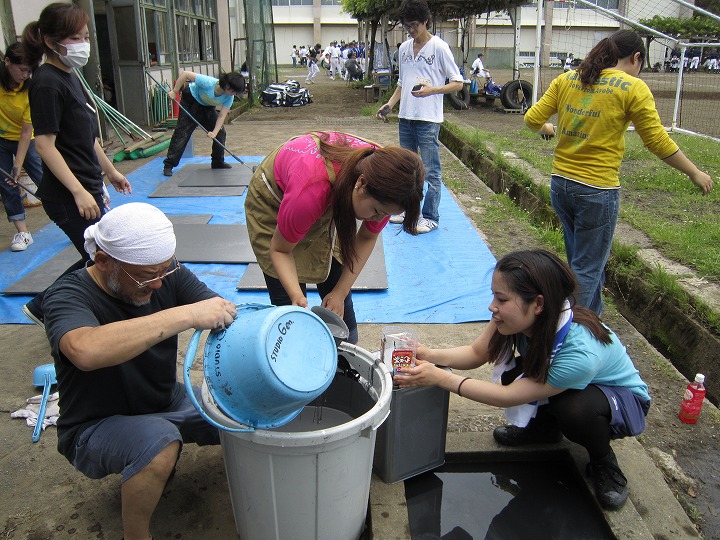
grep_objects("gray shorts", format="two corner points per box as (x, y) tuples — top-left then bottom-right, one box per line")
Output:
(71, 384), (220, 482)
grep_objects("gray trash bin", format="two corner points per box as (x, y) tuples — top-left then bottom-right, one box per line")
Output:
(200, 343), (392, 540)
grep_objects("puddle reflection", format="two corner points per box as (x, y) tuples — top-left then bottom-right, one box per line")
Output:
(405, 459), (614, 540)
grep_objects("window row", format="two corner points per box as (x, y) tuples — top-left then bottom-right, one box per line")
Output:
(137, 8), (218, 65)
(142, 0), (217, 16)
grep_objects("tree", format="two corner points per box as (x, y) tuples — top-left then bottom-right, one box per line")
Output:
(341, 0), (397, 77)
(637, 15), (720, 68)
(639, 15), (720, 40)
(426, 0), (526, 19)
(341, 0), (528, 74)
(696, 0), (720, 16)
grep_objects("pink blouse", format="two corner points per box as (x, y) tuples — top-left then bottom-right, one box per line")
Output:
(272, 132), (390, 243)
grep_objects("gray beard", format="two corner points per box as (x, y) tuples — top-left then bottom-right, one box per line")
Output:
(107, 265), (151, 307)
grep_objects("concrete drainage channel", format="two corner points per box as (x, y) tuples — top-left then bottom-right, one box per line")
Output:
(439, 125), (720, 406)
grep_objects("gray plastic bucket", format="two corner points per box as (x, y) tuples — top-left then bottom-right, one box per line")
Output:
(200, 343), (392, 540)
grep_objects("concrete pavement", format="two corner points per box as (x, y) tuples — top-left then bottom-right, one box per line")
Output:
(0, 113), (705, 539)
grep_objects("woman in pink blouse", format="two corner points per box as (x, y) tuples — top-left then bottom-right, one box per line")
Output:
(245, 131), (425, 342)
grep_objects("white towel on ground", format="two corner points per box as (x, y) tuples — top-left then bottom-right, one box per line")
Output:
(11, 391), (60, 430)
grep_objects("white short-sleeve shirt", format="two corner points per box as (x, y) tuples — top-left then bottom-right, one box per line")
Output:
(398, 36), (463, 123)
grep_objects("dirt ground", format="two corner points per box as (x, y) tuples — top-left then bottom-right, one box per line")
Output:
(1, 66), (718, 539)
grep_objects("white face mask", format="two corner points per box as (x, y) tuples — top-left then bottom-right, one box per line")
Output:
(57, 42), (90, 69)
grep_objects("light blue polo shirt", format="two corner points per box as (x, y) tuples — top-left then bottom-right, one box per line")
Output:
(545, 323), (651, 401)
(189, 74), (233, 109)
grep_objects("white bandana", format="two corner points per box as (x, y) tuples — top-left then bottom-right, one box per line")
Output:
(84, 203), (176, 265)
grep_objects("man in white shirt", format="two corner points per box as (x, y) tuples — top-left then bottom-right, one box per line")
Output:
(375, 0), (463, 234)
(471, 53), (489, 78)
(329, 41), (341, 80)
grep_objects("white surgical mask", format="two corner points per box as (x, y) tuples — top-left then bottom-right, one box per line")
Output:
(57, 42), (91, 69)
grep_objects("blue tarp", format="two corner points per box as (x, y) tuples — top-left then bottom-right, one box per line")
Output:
(0, 156), (495, 324)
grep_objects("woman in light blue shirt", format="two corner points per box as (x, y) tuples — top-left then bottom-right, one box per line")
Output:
(395, 249), (650, 511)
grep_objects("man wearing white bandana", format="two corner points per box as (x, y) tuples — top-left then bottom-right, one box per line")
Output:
(394, 250), (650, 512)
(43, 203), (237, 540)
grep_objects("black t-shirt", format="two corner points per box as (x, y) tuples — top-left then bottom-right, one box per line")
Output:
(29, 64), (102, 204)
(43, 266), (218, 460)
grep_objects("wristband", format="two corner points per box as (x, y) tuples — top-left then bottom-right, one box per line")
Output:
(457, 377), (471, 397)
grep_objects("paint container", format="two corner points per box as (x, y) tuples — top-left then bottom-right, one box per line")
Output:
(373, 381), (450, 483)
(381, 326), (418, 375)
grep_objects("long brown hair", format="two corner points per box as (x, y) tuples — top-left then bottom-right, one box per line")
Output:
(487, 250), (612, 383)
(577, 30), (645, 86)
(21, 2), (89, 67)
(314, 132), (424, 270)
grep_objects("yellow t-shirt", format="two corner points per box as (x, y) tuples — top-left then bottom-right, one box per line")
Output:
(0, 84), (32, 142)
(524, 69), (679, 188)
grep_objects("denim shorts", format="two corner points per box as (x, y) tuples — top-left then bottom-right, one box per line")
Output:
(71, 384), (220, 482)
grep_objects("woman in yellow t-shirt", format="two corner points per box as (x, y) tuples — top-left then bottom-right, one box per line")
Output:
(525, 30), (713, 315)
(0, 43), (43, 251)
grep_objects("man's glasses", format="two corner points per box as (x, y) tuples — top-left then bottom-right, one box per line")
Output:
(401, 21), (421, 31)
(118, 256), (181, 288)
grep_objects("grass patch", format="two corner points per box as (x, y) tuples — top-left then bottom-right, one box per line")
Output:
(537, 224), (565, 253)
(441, 156), (469, 192)
(620, 132), (720, 279)
(443, 121), (720, 335)
(652, 355), (681, 379)
(676, 495), (703, 524)
(445, 123), (720, 280)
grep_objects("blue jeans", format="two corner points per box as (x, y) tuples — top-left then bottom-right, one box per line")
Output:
(399, 119), (441, 223)
(0, 137), (43, 222)
(550, 175), (620, 315)
(164, 88), (227, 168)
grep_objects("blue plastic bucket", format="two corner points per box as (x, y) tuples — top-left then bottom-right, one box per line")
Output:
(184, 303), (337, 431)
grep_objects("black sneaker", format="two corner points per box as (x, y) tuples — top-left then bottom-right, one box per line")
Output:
(22, 303), (45, 330)
(163, 167), (173, 177)
(587, 449), (628, 510)
(211, 162), (232, 170)
(493, 422), (563, 446)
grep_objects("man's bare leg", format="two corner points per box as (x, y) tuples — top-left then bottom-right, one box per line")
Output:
(121, 441), (180, 540)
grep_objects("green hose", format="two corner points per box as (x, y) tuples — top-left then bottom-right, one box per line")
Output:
(128, 139), (171, 159)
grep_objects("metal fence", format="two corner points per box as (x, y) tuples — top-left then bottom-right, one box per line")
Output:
(532, 0), (720, 139)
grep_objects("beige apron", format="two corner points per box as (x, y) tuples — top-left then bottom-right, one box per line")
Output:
(245, 132), (382, 283)
(245, 134), (337, 283)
